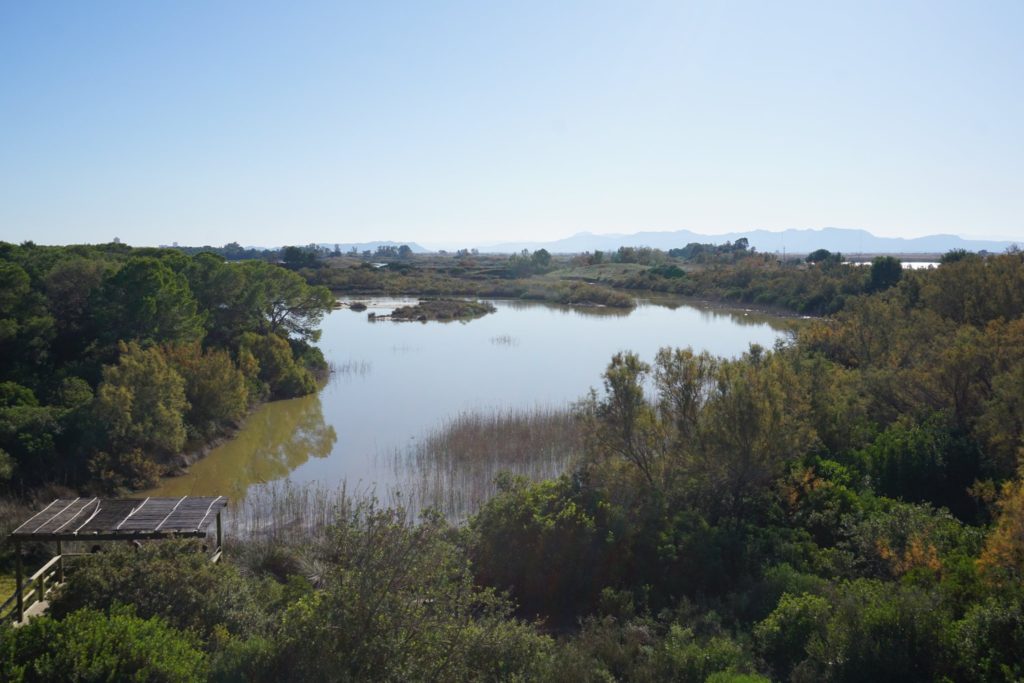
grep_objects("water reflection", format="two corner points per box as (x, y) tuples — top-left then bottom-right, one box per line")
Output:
(145, 392), (337, 500)
(639, 293), (798, 328)
(147, 295), (790, 507)
(499, 299), (633, 318)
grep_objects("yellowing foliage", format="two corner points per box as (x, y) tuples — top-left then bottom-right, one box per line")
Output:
(978, 478), (1024, 585)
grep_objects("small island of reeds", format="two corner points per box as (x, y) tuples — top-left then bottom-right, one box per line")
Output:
(372, 298), (497, 322)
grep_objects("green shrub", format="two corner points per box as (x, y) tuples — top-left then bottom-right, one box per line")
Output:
(794, 580), (948, 682)
(655, 625), (753, 682)
(470, 475), (613, 620)
(265, 505), (549, 682)
(0, 604), (206, 682)
(754, 592), (830, 680)
(946, 598), (1024, 682)
(49, 539), (274, 640)
(239, 332), (317, 399)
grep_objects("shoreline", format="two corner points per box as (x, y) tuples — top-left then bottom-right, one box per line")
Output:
(333, 288), (809, 322)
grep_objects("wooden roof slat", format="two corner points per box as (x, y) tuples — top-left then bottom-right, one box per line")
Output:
(7, 497), (229, 541)
(32, 498), (81, 534)
(71, 499), (104, 534)
(153, 497), (187, 531)
(52, 498), (99, 534)
(194, 496), (225, 531)
(11, 499), (61, 535)
(115, 497), (150, 530)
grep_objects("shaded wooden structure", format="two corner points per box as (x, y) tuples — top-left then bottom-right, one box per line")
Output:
(4, 496), (227, 624)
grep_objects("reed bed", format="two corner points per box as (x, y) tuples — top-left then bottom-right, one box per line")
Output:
(333, 359), (372, 376)
(214, 407), (582, 551)
(231, 480), (367, 542)
(226, 481), (396, 584)
(389, 406), (584, 522)
(490, 334), (519, 346)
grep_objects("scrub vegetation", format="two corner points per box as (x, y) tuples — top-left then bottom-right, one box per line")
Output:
(3, 242), (1024, 682)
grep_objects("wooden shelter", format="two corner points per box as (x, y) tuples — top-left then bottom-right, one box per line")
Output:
(4, 496), (228, 624)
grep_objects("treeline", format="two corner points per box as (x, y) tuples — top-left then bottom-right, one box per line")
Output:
(0, 242), (333, 493)
(574, 238), (753, 268)
(581, 249), (912, 315)
(314, 239), (924, 317)
(311, 259), (635, 308)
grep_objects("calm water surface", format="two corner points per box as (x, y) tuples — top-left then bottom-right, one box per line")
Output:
(147, 297), (791, 501)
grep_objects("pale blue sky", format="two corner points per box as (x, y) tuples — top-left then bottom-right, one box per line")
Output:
(1, 1), (1021, 247)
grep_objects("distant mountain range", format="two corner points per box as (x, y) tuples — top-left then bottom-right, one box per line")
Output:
(471, 228), (1018, 255)
(317, 241), (429, 254)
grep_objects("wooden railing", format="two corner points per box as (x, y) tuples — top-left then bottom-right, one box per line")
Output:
(1, 554), (68, 623)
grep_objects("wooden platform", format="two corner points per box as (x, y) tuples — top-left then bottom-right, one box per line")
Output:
(5, 496), (228, 624)
(10, 496), (227, 541)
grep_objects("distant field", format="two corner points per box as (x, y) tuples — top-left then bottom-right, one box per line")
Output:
(546, 262), (650, 279)
(0, 573), (15, 603)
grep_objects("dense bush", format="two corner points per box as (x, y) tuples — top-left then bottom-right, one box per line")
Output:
(49, 540), (274, 639)
(0, 605), (207, 682)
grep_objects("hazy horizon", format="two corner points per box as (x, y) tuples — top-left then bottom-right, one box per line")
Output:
(3, 2), (1022, 246)
(9, 224), (1010, 254)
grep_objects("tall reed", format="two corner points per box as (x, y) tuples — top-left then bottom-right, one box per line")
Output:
(388, 406), (583, 521)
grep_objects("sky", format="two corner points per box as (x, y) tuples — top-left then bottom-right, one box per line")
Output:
(1, 1), (1022, 248)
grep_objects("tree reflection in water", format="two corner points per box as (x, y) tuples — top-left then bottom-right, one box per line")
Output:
(144, 391), (337, 501)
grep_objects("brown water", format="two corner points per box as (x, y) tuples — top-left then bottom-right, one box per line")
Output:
(146, 296), (791, 505)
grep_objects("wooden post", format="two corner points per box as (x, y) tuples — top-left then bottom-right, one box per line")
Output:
(216, 511), (223, 551)
(57, 540), (64, 582)
(14, 540), (23, 623)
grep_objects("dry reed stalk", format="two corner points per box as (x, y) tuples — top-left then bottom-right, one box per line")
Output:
(389, 406), (583, 521)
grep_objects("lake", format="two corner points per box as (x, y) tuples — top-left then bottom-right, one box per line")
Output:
(146, 296), (792, 509)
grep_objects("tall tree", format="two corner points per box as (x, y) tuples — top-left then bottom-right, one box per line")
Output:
(868, 256), (903, 292)
(94, 341), (189, 457)
(163, 343), (249, 438)
(94, 257), (205, 346)
(183, 252), (247, 346)
(238, 261), (333, 343)
(0, 261), (55, 386)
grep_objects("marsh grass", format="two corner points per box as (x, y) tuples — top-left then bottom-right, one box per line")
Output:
(232, 481), (364, 543)
(226, 481), (399, 584)
(165, 406), (581, 560)
(389, 406), (584, 521)
(334, 359), (372, 376)
(490, 334), (518, 346)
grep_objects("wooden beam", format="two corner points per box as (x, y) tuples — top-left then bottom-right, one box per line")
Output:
(14, 540), (23, 623)
(11, 530), (208, 543)
(216, 511), (223, 551)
